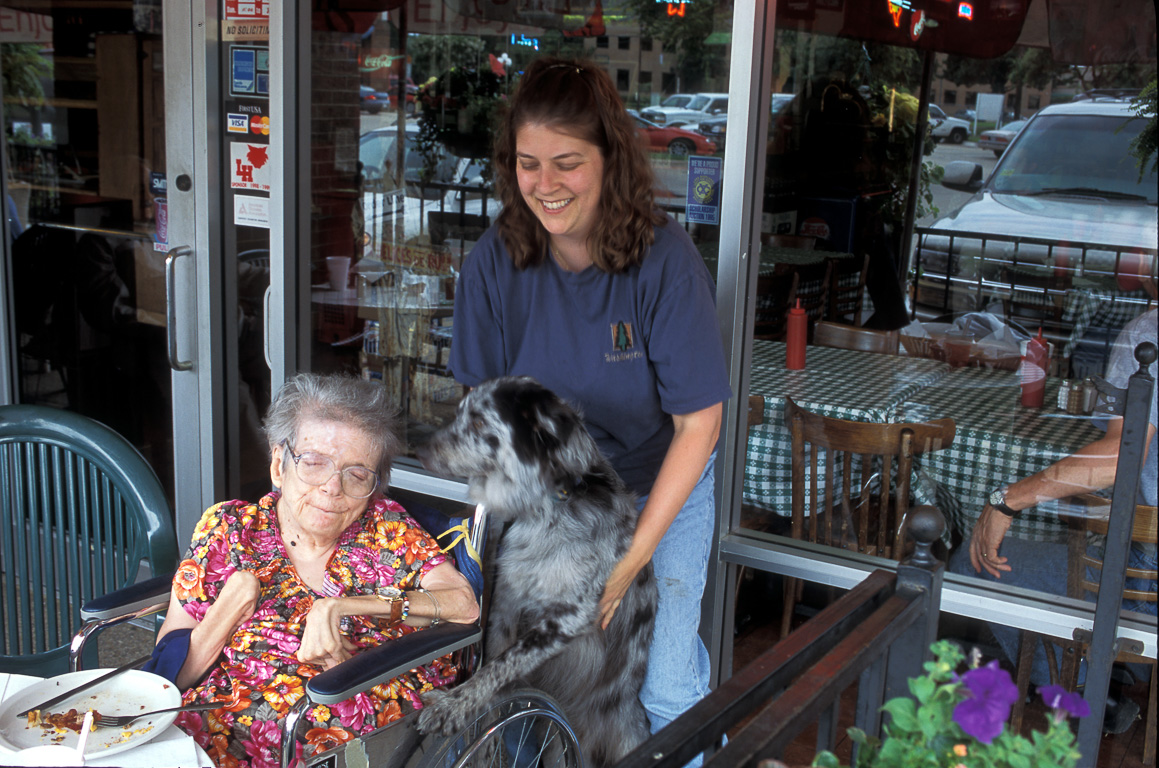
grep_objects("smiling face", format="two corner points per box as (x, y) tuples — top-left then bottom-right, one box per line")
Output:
(515, 122), (605, 257)
(270, 417), (381, 543)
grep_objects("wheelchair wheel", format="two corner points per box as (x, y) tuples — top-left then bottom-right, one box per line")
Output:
(417, 689), (583, 768)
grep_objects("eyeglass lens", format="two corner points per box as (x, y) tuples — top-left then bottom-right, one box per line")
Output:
(291, 450), (378, 497)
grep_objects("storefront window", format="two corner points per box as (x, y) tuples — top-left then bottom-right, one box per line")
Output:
(304, 1), (733, 458)
(738, 0), (1156, 744)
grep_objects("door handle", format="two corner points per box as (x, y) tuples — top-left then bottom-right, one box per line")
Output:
(165, 245), (194, 372)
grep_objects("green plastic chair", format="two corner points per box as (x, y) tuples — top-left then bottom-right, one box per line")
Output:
(0, 405), (178, 677)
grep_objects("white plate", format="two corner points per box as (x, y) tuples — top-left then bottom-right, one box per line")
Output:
(0, 669), (181, 759)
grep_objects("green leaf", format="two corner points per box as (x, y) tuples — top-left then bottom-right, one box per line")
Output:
(909, 675), (936, 703)
(812, 751), (843, 768)
(882, 697), (919, 732)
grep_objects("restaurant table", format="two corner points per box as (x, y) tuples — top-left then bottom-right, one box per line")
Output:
(899, 365), (1104, 544)
(1061, 287), (1153, 358)
(0, 673), (212, 767)
(743, 342), (953, 514)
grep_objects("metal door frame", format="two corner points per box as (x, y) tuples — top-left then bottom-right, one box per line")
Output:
(165, 0), (228, 535)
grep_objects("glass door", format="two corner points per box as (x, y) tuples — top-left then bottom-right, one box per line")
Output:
(1, 1), (179, 508)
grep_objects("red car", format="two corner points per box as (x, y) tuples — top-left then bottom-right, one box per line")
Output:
(632, 115), (717, 156)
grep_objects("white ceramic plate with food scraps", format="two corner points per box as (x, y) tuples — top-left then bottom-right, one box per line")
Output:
(0, 669), (181, 758)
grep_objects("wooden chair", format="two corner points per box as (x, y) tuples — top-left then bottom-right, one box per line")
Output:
(1010, 496), (1157, 765)
(753, 261), (832, 341)
(780, 398), (956, 637)
(826, 253), (870, 326)
(812, 321), (899, 355)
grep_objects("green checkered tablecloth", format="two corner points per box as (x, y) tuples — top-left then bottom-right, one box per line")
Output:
(1061, 288), (1154, 357)
(899, 366), (1103, 544)
(744, 343), (953, 515)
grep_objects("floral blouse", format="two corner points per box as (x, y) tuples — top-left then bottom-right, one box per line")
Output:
(171, 492), (457, 768)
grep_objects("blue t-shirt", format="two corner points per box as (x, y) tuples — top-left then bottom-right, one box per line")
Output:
(449, 218), (732, 495)
(1098, 306), (1157, 507)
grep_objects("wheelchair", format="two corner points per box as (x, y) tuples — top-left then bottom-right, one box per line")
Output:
(69, 489), (584, 768)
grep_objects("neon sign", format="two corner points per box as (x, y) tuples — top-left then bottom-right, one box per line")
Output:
(958, 2), (973, 18)
(510, 33), (539, 50)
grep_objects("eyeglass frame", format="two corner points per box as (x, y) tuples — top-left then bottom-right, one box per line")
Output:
(281, 440), (381, 498)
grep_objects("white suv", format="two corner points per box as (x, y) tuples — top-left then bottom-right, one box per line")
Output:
(928, 104), (972, 144)
(912, 98), (1157, 356)
(640, 93), (728, 127)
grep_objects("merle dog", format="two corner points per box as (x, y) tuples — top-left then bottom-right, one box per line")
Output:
(416, 376), (658, 768)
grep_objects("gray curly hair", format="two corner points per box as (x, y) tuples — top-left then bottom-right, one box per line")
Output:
(263, 372), (403, 484)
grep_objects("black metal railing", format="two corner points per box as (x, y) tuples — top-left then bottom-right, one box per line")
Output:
(620, 506), (946, 768)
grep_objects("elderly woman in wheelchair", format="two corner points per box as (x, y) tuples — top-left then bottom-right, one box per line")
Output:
(137, 373), (479, 767)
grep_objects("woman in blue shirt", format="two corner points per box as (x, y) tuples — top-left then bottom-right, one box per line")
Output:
(450, 58), (731, 750)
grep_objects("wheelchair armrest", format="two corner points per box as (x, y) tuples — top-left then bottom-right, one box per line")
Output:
(80, 572), (175, 620)
(306, 621), (482, 705)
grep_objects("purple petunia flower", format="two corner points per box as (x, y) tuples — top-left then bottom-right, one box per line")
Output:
(1039, 685), (1091, 718)
(953, 661), (1019, 744)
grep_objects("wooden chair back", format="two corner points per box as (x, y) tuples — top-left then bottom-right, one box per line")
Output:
(784, 398), (955, 558)
(1065, 496), (1157, 607)
(753, 264), (798, 341)
(753, 260), (832, 341)
(812, 321), (900, 355)
(1011, 496), (1157, 764)
(827, 253), (870, 326)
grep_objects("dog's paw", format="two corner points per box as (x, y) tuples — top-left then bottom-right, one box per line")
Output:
(416, 689), (470, 736)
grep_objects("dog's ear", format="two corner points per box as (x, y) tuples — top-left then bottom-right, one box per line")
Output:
(500, 379), (589, 479)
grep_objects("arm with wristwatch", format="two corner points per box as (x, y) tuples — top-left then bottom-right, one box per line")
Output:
(968, 417), (1155, 578)
(298, 562), (480, 671)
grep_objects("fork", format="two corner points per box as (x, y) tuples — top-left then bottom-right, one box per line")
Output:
(95, 700), (224, 728)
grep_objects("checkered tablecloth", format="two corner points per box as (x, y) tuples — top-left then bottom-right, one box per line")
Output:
(899, 366), (1103, 543)
(1061, 288), (1154, 357)
(744, 343), (952, 515)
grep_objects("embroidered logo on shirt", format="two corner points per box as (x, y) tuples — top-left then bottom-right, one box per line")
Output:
(611, 321), (633, 351)
(606, 321), (644, 363)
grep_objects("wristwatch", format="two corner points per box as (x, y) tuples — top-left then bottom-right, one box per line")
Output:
(373, 586), (407, 625)
(988, 486), (1018, 518)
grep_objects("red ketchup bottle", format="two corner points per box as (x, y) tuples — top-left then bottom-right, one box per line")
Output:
(786, 299), (807, 370)
(1020, 328), (1049, 408)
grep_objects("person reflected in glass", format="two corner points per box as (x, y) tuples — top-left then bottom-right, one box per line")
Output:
(448, 58), (731, 753)
(148, 373), (479, 767)
(951, 275), (1156, 692)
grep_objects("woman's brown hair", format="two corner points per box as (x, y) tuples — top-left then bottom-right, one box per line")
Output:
(493, 58), (666, 272)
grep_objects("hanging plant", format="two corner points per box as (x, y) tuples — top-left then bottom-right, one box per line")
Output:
(416, 66), (508, 161)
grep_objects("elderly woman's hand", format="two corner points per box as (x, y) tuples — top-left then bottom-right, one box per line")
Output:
(298, 598), (359, 670)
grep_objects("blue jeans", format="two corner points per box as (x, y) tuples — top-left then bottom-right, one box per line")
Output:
(949, 537), (1157, 687)
(636, 453), (716, 766)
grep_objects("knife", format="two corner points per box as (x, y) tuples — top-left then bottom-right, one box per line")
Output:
(16, 653), (153, 719)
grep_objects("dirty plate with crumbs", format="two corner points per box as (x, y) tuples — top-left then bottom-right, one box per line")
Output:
(0, 669), (180, 759)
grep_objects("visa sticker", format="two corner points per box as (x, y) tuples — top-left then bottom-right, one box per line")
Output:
(227, 113), (249, 133)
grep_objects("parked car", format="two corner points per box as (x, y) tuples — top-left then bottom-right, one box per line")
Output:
(912, 99), (1157, 342)
(928, 104), (972, 144)
(954, 108), (977, 121)
(360, 84), (391, 114)
(632, 115), (716, 156)
(696, 94), (792, 145)
(358, 123), (498, 237)
(976, 119), (1030, 156)
(640, 92), (728, 126)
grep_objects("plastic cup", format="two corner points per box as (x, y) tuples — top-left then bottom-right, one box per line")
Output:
(326, 256), (351, 291)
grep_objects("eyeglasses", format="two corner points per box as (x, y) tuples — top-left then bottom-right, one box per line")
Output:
(282, 441), (380, 498)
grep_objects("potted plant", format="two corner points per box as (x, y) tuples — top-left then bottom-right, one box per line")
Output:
(809, 640), (1088, 768)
